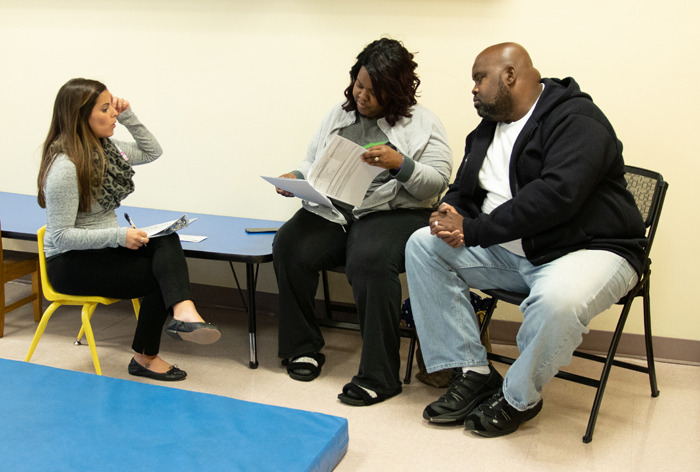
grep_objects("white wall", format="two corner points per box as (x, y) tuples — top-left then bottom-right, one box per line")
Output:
(1, 0), (697, 341)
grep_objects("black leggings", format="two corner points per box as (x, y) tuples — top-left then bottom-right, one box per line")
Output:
(273, 207), (431, 394)
(46, 233), (193, 356)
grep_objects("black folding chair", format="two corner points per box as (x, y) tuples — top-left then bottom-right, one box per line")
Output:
(478, 165), (668, 443)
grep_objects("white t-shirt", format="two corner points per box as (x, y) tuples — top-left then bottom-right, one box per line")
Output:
(478, 86), (543, 256)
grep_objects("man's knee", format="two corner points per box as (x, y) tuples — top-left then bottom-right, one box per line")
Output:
(406, 227), (436, 263)
(523, 291), (596, 329)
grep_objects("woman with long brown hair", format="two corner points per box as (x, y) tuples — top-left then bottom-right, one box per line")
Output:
(38, 78), (220, 381)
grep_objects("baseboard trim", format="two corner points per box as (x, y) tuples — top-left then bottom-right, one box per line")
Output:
(191, 283), (700, 366)
(192, 283), (279, 315)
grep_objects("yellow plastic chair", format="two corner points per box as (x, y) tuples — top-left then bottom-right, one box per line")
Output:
(25, 226), (140, 375)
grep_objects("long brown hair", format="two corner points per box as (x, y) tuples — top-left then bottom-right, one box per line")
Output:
(37, 78), (107, 212)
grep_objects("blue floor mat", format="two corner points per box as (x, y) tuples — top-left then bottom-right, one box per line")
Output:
(0, 359), (348, 471)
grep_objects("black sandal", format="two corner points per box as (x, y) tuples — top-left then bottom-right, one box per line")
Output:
(286, 353), (325, 381)
(337, 382), (402, 406)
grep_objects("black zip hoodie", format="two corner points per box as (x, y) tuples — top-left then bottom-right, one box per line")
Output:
(442, 77), (647, 275)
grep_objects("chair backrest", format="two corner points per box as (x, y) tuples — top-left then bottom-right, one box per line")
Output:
(624, 165), (669, 259)
(36, 226), (61, 302)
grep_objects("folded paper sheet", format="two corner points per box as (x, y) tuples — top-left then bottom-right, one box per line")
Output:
(262, 135), (384, 208)
(141, 214), (196, 238)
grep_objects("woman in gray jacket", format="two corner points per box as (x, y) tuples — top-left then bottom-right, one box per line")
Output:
(37, 78), (220, 381)
(273, 38), (453, 405)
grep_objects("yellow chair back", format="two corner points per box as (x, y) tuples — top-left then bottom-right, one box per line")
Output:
(37, 226), (119, 305)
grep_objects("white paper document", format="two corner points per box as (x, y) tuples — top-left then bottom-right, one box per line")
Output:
(262, 135), (384, 208)
(141, 215), (197, 238)
(179, 234), (208, 243)
(261, 176), (335, 208)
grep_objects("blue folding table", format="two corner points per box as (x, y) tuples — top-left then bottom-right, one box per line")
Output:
(0, 191), (284, 368)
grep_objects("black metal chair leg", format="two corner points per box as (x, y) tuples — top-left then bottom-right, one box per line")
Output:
(404, 328), (417, 384)
(321, 269), (334, 320)
(642, 280), (660, 397)
(479, 297), (497, 337)
(583, 300), (632, 443)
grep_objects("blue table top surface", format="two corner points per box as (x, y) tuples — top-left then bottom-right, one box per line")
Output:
(0, 191), (285, 263)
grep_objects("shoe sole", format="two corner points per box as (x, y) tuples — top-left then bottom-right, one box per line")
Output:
(424, 388), (499, 423)
(167, 328), (221, 345)
(129, 371), (187, 382)
(129, 370), (187, 381)
(338, 383), (403, 407)
(287, 353), (325, 382)
(337, 393), (370, 406)
(337, 389), (402, 407)
(289, 372), (317, 381)
(468, 401), (543, 437)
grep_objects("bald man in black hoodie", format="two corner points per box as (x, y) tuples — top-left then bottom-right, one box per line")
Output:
(405, 43), (646, 437)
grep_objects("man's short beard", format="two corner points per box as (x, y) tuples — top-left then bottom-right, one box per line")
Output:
(476, 78), (514, 122)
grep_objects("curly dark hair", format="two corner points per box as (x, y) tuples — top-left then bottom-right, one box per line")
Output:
(342, 38), (420, 127)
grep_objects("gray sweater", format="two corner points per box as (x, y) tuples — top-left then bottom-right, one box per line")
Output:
(295, 103), (453, 224)
(43, 108), (162, 258)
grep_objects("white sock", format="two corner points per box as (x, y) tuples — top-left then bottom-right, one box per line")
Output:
(292, 356), (318, 368)
(462, 365), (490, 375)
(359, 385), (378, 399)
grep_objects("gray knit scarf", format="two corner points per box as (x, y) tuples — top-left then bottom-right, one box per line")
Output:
(92, 139), (135, 211)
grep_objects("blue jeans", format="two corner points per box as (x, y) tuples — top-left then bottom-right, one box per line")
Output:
(405, 227), (638, 410)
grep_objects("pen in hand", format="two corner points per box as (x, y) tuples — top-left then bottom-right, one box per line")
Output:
(124, 213), (147, 247)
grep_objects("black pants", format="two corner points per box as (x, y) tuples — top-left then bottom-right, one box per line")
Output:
(46, 233), (193, 356)
(273, 207), (431, 394)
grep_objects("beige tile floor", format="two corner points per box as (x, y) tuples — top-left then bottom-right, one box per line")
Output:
(2, 279), (699, 472)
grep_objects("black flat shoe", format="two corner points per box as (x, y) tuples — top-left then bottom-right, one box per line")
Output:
(165, 319), (221, 344)
(128, 358), (187, 382)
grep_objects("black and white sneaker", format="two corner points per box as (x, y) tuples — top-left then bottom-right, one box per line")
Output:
(423, 364), (503, 423)
(464, 390), (543, 437)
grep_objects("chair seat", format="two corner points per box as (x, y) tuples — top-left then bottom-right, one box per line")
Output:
(481, 289), (527, 306)
(3, 249), (39, 265)
(2, 250), (39, 281)
(50, 296), (121, 306)
(482, 284), (643, 307)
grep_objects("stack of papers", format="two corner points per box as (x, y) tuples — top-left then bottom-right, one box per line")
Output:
(262, 135), (384, 208)
(141, 215), (196, 238)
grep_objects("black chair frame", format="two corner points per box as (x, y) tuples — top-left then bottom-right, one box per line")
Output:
(478, 165), (668, 443)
